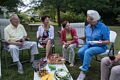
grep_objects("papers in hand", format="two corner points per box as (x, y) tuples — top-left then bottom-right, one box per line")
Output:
(89, 41), (102, 45)
(90, 41), (102, 44)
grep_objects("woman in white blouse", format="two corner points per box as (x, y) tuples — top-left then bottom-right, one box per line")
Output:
(37, 15), (54, 58)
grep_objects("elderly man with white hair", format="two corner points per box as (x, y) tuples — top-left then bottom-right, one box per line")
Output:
(77, 10), (110, 80)
(4, 14), (39, 74)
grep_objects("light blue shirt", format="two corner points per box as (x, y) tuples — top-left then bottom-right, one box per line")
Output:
(85, 21), (110, 49)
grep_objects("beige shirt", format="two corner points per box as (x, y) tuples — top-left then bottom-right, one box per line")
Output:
(4, 24), (27, 42)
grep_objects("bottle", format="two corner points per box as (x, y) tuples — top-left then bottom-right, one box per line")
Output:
(109, 56), (115, 61)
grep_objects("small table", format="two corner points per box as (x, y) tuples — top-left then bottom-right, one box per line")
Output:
(33, 64), (73, 80)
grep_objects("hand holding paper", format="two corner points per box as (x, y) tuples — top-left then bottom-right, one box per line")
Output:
(88, 41), (102, 45)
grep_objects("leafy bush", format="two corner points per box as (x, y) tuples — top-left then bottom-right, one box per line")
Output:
(18, 13), (31, 24)
(61, 11), (86, 22)
(116, 15), (120, 25)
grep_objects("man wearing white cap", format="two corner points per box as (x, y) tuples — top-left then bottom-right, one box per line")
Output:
(77, 10), (110, 80)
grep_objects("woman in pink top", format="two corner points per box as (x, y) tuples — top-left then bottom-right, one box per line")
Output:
(61, 20), (78, 67)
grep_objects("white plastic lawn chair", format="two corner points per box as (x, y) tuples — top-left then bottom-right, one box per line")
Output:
(96, 30), (117, 61)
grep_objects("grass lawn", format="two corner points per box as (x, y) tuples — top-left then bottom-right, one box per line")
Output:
(1, 25), (120, 80)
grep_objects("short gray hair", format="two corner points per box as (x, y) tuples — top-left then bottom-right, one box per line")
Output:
(87, 10), (101, 21)
(10, 14), (19, 21)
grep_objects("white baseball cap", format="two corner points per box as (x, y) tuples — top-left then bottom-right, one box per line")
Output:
(87, 10), (101, 21)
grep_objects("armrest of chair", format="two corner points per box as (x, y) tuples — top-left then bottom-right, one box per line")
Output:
(0, 39), (8, 44)
(36, 38), (40, 48)
(108, 43), (115, 56)
(0, 39), (9, 50)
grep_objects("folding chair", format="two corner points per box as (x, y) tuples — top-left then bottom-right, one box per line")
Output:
(58, 22), (85, 46)
(70, 22), (85, 47)
(95, 30), (117, 61)
(0, 19), (30, 68)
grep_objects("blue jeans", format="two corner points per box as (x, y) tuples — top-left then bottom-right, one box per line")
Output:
(78, 44), (106, 72)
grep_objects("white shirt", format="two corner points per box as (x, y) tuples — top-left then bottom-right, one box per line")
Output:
(4, 24), (27, 42)
(37, 24), (54, 39)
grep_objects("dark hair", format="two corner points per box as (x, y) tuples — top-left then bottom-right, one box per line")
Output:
(41, 15), (50, 22)
(62, 20), (69, 28)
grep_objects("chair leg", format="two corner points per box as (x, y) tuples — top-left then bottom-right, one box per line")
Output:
(0, 49), (2, 58)
(21, 50), (24, 61)
(20, 50), (30, 63)
(21, 50), (30, 63)
(54, 47), (55, 53)
(52, 47), (55, 53)
(28, 49), (30, 62)
(3, 49), (31, 68)
(1, 49), (3, 59)
(4, 50), (8, 69)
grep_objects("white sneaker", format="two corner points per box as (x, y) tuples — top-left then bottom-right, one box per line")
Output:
(18, 67), (24, 74)
(69, 63), (74, 67)
(77, 71), (86, 80)
(79, 66), (82, 69)
(79, 65), (91, 69)
(44, 57), (48, 61)
(17, 62), (24, 74)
